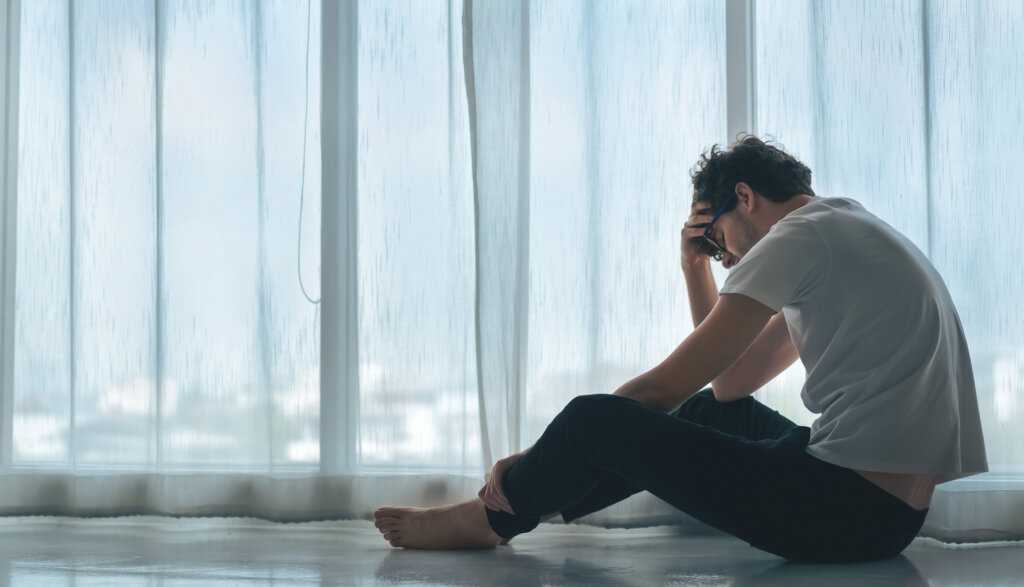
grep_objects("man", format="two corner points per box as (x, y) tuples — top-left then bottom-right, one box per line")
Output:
(374, 135), (988, 563)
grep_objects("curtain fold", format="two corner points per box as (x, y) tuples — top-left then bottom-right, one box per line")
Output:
(464, 0), (531, 469)
(1, 0), (1021, 544)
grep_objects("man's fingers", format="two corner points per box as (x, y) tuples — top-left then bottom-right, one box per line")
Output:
(684, 215), (712, 228)
(481, 482), (514, 514)
(682, 223), (710, 236)
(681, 227), (708, 242)
(486, 495), (511, 514)
(481, 455), (520, 515)
(483, 493), (512, 515)
(492, 487), (513, 513)
(483, 485), (500, 506)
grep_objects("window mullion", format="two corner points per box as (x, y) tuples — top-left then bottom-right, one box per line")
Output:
(0, 0), (22, 467)
(320, 0), (359, 475)
(725, 0), (755, 142)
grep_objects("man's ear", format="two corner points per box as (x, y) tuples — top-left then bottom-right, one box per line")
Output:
(734, 182), (757, 212)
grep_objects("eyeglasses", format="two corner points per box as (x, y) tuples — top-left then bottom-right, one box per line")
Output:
(702, 193), (736, 262)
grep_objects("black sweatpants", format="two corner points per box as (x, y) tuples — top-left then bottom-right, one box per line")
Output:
(484, 389), (929, 563)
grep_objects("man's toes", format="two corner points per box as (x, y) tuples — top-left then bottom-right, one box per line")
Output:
(375, 507), (402, 518)
(374, 517), (398, 530)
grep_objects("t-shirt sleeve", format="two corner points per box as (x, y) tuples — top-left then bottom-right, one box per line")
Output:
(719, 218), (830, 313)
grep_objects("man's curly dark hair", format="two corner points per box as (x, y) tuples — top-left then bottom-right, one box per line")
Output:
(690, 134), (815, 214)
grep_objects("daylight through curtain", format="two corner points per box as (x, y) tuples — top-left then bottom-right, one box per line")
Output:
(1, 0), (1021, 541)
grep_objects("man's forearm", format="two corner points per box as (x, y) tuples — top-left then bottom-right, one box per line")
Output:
(613, 261), (717, 412)
(610, 262), (717, 411)
(612, 374), (688, 413)
(684, 260), (718, 328)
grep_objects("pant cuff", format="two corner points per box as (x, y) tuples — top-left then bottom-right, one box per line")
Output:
(484, 506), (540, 540)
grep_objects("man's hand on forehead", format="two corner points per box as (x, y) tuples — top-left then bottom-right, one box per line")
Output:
(690, 201), (715, 225)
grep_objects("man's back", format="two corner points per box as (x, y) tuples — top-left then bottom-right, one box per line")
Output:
(719, 196), (988, 485)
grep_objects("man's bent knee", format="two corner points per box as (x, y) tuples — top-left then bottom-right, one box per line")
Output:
(563, 393), (628, 418)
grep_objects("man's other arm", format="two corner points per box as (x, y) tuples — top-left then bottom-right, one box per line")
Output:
(712, 311), (798, 402)
(613, 293), (775, 413)
(681, 260), (799, 403)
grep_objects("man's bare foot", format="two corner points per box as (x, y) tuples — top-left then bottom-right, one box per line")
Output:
(373, 498), (508, 549)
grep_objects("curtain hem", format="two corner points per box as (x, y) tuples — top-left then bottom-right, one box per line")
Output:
(0, 472), (1019, 543)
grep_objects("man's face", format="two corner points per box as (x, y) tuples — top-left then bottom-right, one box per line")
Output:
(700, 205), (758, 269)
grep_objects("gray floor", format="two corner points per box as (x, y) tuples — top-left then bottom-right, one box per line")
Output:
(0, 516), (1021, 586)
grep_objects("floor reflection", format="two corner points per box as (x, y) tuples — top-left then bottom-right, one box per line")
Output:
(0, 518), (1018, 586)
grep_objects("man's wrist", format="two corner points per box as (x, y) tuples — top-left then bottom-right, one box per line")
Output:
(682, 258), (710, 275)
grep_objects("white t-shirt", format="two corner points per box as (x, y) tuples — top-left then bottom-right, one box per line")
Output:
(719, 196), (988, 483)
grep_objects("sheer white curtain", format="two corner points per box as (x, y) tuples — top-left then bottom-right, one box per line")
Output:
(0, 0), (1021, 541)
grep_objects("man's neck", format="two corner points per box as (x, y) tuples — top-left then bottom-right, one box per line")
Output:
(770, 194), (815, 223)
(781, 193), (815, 214)
(753, 194), (815, 235)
